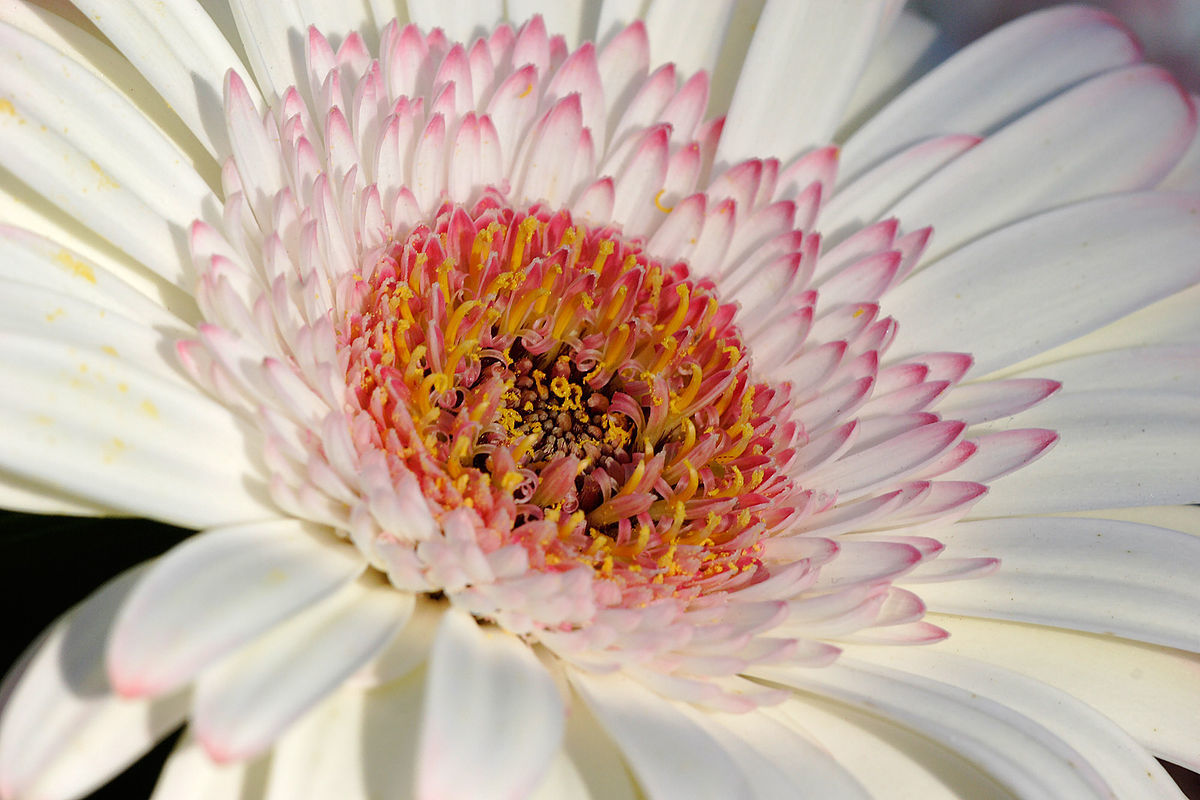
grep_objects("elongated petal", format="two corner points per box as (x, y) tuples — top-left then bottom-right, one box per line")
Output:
(912, 516), (1200, 651)
(969, 390), (1200, 514)
(754, 658), (1115, 799)
(417, 609), (565, 800)
(0, 568), (188, 800)
(885, 192), (1200, 375)
(192, 575), (412, 762)
(928, 612), (1200, 771)
(108, 520), (366, 698)
(571, 671), (754, 799)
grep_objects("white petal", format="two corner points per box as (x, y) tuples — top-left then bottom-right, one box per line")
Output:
(716, 0), (888, 168)
(838, 10), (938, 136)
(108, 520), (366, 698)
(642, 0), (735, 78)
(843, 647), (1188, 800)
(0, 469), (114, 516)
(753, 658), (1114, 799)
(911, 516), (1200, 651)
(151, 734), (268, 800)
(226, 0), (309, 102)
(508, 0), (586, 48)
(416, 609), (565, 800)
(262, 686), (372, 800)
(1011, 345), (1200, 394)
(841, 6), (1143, 179)
(0, 568), (188, 800)
(683, 706), (871, 799)
(887, 65), (1196, 266)
(406, 0), (503, 44)
(765, 694), (1010, 800)
(571, 671), (754, 799)
(0, 21), (215, 285)
(929, 612), (1200, 771)
(73, 0), (257, 156)
(559, 685), (639, 800)
(0, 333), (276, 528)
(969, 390), (1200, 514)
(884, 192), (1200, 376)
(192, 575), (412, 762)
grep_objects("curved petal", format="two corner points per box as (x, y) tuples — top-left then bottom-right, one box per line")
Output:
(108, 520), (366, 698)
(928, 613), (1200, 772)
(841, 6), (1143, 179)
(0, 333), (277, 528)
(0, 567), (188, 800)
(151, 733), (267, 800)
(884, 192), (1200, 376)
(910, 516), (1200, 651)
(192, 575), (412, 762)
(969, 390), (1200, 515)
(887, 65), (1196, 266)
(716, 0), (889, 168)
(571, 671), (754, 799)
(753, 658), (1114, 799)
(416, 609), (565, 800)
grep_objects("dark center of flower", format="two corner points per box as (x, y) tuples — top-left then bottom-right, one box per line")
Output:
(338, 194), (802, 600)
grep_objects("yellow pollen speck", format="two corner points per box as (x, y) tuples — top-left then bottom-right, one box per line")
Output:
(100, 345), (118, 356)
(54, 249), (96, 283)
(45, 308), (65, 322)
(852, 306), (866, 318)
(140, 399), (158, 417)
(0, 99), (16, 117)
(653, 189), (674, 214)
(33, 414), (53, 426)
(117, 382), (128, 393)
(102, 437), (126, 463)
(89, 160), (119, 190)
(518, 83), (534, 98)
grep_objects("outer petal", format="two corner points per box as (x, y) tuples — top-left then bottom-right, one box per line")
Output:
(969, 390), (1200, 514)
(928, 613), (1200, 771)
(0, 568), (188, 800)
(416, 609), (565, 800)
(912, 516), (1200, 651)
(715, 0), (889, 168)
(107, 520), (366, 698)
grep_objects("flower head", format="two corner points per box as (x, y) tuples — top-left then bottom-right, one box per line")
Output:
(1, 3), (1199, 799)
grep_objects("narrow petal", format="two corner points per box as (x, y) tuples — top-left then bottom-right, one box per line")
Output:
(643, 0), (736, 78)
(571, 671), (754, 799)
(416, 609), (565, 800)
(885, 192), (1200, 375)
(841, 6), (1143, 179)
(406, 0), (503, 44)
(151, 734), (267, 800)
(887, 65), (1196, 265)
(192, 575), (412, 762)
(753, 658), (1114, 799)
(843, 647), (1185, 800)
(969, 390), (1200, 514)
(928, 612), (1200, 771)
(108, 520), (366, 698)
(912, 516), (1200, 651)
(716, 0), (889, 167)
(0, 568), (188, 800)
(0, 334), (276, 528)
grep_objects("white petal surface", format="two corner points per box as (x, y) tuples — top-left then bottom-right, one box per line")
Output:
(1010, 345), (1200, 394)
(910, 516), (1200, 651)
(884, 192), (1200, 375)
(642, 0), (735, 78)
(969, 390), (1200, 515)
(0, 21), (217, 285)
(0, 567), (189, 800)
(73, 0), (257, 156)
(192, 575), (412, 762)
(406, 0), (502, 44)
(841, 6), (1143, 178)
(417, 610), (565, 800)
(150, 734), (267, 800)
(929, 613), (1200, 771)
(108, 520), (366, 698)
(716, 0), (889, 168)
(754, 659), (1113, 799)
(887, 65), (1196, 266)
(572, 671), (754, 799)
(845, 647), (1187, 800)
(263, 685), (373, 800)
(0, 334), (276, 528)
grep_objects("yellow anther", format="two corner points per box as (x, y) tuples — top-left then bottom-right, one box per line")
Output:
(444, 299), (481, 346)
(669, 363), (703, 415)
(591, 239), (615, 273)
(615, 458), (647, 496)
(653, 189), (674, 214)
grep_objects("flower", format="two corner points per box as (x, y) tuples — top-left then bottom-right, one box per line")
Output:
(2, 2), (1199, 799)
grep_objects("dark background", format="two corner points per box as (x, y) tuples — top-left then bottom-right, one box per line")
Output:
(2, 510), (1198, 798)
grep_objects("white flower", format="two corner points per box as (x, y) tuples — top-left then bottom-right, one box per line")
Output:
(1, 2), (1199, 799)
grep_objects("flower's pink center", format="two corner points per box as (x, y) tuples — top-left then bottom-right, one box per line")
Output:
(338, 196), (803, 604)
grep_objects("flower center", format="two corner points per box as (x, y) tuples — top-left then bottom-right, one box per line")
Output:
(338, 194), (802, 603)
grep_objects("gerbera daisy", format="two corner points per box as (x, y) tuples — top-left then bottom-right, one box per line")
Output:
(1, 2), (1198, 799)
